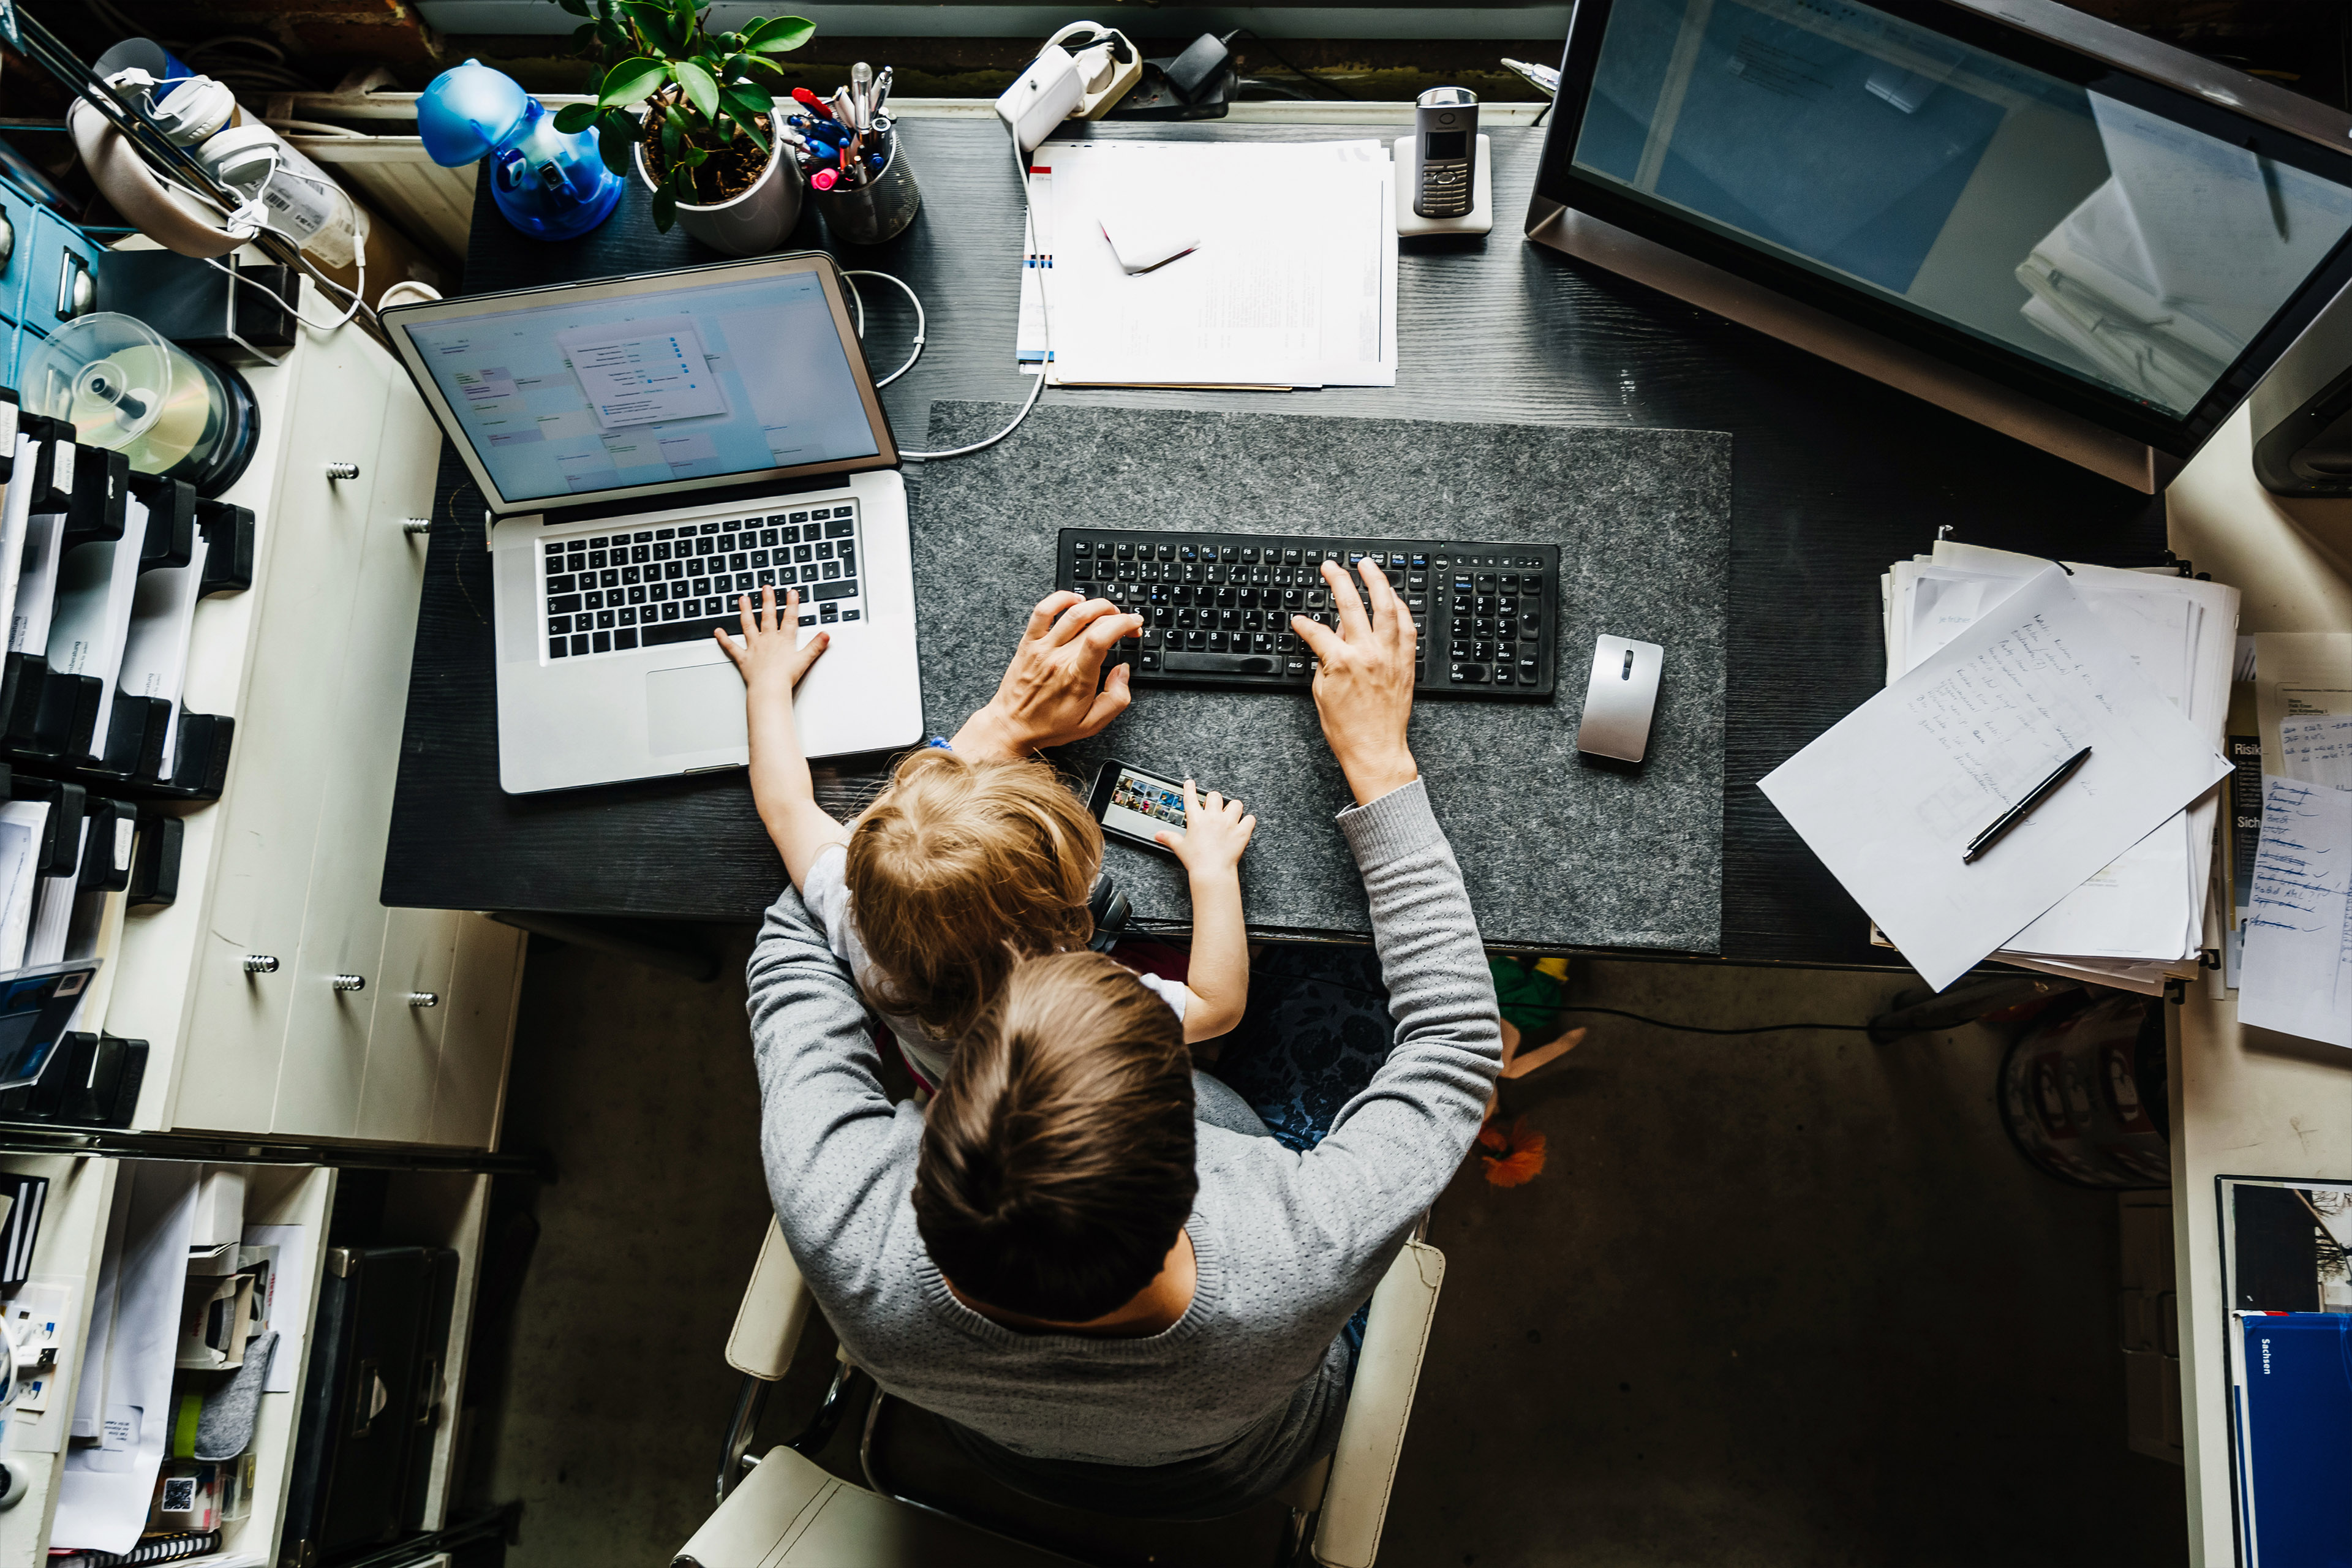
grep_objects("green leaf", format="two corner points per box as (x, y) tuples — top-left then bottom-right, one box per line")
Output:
(720, 81), (772, 127)
(660, 115), (681, 164)
(570, 21), (600, 47)
(651, 184), (678, 233)
(731, 107), (771, 159)
(744, 15), (815, 53)
(595, 116), (638, 176)
(598, 56), (669, 107)
(671, 58), (720, 119)
(680, 142), (709, 167)
(595, 17), (629, 51)
(552, 102), (600, 134)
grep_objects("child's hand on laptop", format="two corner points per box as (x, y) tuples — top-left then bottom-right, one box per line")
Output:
(716, 586), (830, 698)
(1155, 780), (1256, 1044)
(720, 587), (849, 888)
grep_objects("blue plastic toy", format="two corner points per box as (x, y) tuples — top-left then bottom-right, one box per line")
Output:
(418, 59), (622, 241)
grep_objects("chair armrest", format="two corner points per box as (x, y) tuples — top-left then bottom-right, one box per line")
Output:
(1313, 1237), (1444, 1568)
(728, 1216), (816, 1381)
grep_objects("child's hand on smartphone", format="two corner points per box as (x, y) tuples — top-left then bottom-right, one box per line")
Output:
(1155, 780), (1256, 876)
(715, 586), (829, 698)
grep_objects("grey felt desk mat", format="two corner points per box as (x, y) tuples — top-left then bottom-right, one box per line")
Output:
(905, 402), (1731, 952)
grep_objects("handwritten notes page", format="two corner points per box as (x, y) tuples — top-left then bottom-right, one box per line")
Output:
(1762, 567), (2231, 990)
(2278, 715), (2352, 789)
(2239, 778), (2352, 1048)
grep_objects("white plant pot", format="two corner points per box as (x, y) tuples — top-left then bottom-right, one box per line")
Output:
(635, 135), (802, 256)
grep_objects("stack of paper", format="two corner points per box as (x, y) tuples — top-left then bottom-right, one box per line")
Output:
(1763, 563), (2230, 992)
(1874, 541), (2239, 992)
(1014, 138), (1398, 388)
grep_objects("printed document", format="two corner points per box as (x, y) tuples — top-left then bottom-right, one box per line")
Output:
(2239, 777), (2352, 1049)
(1763, 567), (2230, 990)
(1033, 140), (1398, 388)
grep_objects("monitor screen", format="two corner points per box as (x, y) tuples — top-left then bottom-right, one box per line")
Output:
(1562, 0), (2352, 423)
(398, 268), (882, 504)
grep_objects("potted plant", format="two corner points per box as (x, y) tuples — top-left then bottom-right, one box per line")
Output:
(551, 0), (815, 255)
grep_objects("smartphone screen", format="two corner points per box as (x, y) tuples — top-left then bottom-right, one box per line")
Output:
(1094, 761), (1193, 849)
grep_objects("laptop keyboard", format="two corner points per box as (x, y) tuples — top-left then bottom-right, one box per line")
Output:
(541, 499), (862, 660)
(1057, 529), (1559, 698)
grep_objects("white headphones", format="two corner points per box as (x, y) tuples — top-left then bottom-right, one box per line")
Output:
(67, 97), (251, 258)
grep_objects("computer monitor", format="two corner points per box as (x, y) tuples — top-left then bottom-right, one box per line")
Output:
(1526, 0), (2352, 491)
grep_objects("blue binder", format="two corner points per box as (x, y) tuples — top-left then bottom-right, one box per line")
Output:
(2231, 1311), (2352, 1567)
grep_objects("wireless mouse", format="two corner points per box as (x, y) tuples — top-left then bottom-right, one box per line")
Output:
(1575, 634), (1664, 763)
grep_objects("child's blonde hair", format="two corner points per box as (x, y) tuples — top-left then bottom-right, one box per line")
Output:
(845, 748), (1103, 1043)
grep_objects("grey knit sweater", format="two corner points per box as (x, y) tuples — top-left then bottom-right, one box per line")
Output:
(747, 778), (1502, 1502)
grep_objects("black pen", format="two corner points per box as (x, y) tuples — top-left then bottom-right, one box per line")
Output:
(1962, 745), (2092, 864)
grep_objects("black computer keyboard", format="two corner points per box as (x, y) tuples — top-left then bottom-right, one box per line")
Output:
(540, 499), (862, 660)
(1055, 529), (1558, 698)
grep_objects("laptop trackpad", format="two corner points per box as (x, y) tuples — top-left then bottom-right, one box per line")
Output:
(646, 662), (748, 755)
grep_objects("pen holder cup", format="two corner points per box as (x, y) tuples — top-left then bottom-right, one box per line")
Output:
(812, 130), (920, 246)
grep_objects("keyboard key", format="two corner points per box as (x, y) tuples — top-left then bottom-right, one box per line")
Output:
(544, 541), (563, 557)
(571, 634), (590, 656)
(549, 592), (581, 613)
(657, 528), (676, 540)
(588, 535), (609, 549)
(1450, 663), (1487, 684)
(799, 613), (816, 626)
(549, 636), (568, 657)
(548, 614), (570, 635)
(809, 508), (831, 520)
(617, 628), (638, 649)
(826, 518), (856, 539)
(789, 511), (809, 524)
(618, 608), (637, 626)
(842, 609), (861, 622)
(820, 603), (839, 623)
(1519, 655), (1539, 680)
(813, 579), (858, 601)
(592, 631), (612, 653)
(1166, 650), (1282, 676)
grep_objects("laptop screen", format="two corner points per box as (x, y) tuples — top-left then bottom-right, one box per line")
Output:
(389, 258), (891, 509)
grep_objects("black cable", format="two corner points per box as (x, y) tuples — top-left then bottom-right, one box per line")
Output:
(1238, 968), (1873, 1036)
(1219, 29), (1356, 100)
(1544, 1006), (1872, 1037)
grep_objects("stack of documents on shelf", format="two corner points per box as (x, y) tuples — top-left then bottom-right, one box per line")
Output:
(1869, 541), (2239, 992)
(1014, 138), (1397, 388)
(1762, 560), (2230, 992)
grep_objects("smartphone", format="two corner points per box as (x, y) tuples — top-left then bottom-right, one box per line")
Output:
(1414, 86), (1477, 220)
(1088, 759), (1210, 854)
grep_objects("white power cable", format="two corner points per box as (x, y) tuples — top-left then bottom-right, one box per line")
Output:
(891, 124), (1052, 462)
(837, 268), (925, 387)
(152, 141), (375, 333)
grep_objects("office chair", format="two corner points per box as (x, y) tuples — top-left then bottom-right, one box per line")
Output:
(674, 1215), (1446, 1567)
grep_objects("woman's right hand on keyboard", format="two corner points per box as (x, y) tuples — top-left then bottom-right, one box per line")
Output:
(1292, 560), (1420, 807)
(952, 592), (1144, 759)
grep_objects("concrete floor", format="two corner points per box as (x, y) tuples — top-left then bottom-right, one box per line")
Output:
(463, 933), (2186, 1567)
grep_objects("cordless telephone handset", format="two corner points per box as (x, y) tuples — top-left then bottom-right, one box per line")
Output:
(1412, 86), (1478, 221)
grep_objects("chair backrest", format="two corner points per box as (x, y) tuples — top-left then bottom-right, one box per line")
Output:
(701, 1227), (1447, 1568)
(675, 1444), (1087, 1567)
(1312, 1237), (1445, 1568)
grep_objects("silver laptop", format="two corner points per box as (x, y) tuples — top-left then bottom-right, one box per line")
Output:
(382, 254), (923, 794)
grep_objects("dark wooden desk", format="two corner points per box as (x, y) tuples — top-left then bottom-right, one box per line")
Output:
(382, 117), (2161, 966)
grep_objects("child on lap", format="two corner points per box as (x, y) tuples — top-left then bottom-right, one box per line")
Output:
(718, 586), (1254, 1084)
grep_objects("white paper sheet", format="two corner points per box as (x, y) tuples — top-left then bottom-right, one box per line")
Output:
(2239, 777), (2352, 1049)
(242, 1221), (318, 1394)
(2255, 632), (2352, 771)
(47, 506), (150, 754)
(0, 436), (39, 650)
(2278, 715), (2352, 789)
(55, 1164), (199, 1556)
(0, 799), (48, 973)
(1038, 140), (1397, 388)
(1763, 567), (2231, 990)
(116, 535), (209, 764)
(9, 508), (67, 657)
(25, 817), (86, 968)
